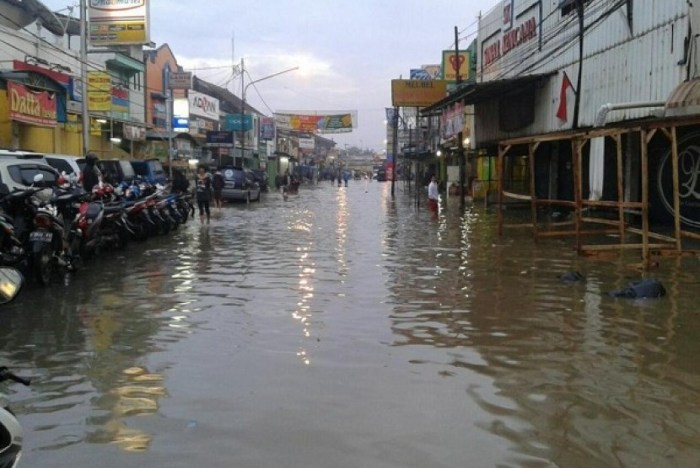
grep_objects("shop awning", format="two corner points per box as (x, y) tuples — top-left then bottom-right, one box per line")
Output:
(665, 78), (700, 117)
(105, 53), (145, 75)
(421, 73), (555, 114)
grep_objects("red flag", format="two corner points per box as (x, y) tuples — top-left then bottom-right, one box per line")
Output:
(556, 72), (575, 122)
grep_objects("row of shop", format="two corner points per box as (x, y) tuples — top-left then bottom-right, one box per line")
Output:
(0, 10), (336, 188)
(392, 0), (700, 266)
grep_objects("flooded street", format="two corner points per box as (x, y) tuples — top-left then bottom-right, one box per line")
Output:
(2, 182), (700, 467)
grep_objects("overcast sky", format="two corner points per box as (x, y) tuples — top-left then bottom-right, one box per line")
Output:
(41, 0), (499, 151)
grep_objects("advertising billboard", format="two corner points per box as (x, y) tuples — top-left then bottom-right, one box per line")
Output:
(273, 111), (357, 134)
(87, 71), (111, 111)
(260, 117), (275, 140)
(391, 80), (447, 107)
(88, 0), (150, 46)
(188, 90), (219, 121)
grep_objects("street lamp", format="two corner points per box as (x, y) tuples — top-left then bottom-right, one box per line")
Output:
(241, 66), (299, 162)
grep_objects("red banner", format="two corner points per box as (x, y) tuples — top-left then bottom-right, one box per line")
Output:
(8, 81), (57, 127)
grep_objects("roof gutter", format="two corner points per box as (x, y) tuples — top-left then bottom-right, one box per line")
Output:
(594, 101), (666, 127)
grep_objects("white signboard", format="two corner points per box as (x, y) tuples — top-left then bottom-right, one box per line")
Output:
(298, 137), (315, 150)
(88, 0), (150, 46)
(188, 90), (219, 121)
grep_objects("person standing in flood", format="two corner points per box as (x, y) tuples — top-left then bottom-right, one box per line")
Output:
(427, 175), (439, 215)
(195, 165), (212, 224)
(212, 168), (225, 212)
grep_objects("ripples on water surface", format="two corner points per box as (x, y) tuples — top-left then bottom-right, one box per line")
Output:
(1, 182), (699, 467)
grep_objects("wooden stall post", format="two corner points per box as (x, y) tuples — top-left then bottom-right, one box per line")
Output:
(528, 142), (540, 240)
(641, 129), (652, 268)
(615, 133), (626, 242)
(572, 138), (584, 253)
(670, 126), (683, 252)
(497, 144), (509, 237)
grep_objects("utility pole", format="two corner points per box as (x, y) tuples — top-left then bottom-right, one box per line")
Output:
(240, 58), (245, 166)
(166, 68), (173, 178)
(79, 0), (89, 156)
(391, 107), (398, 199)
(573, 0), (584, 129)
(455, 25), (466, 209)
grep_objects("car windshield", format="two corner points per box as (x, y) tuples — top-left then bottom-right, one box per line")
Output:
(148, 160), (165, 176)
(120, 161), (135, 179)
(223, 168), (244, 181)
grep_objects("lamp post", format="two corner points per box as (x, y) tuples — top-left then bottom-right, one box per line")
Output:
(240, 66), (299, 163)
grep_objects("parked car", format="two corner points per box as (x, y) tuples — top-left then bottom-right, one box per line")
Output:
(130, 159), (167, 185)
(221, 167), (260, 202)
(251, 169), (269, 192)
(0, 160), (59, 192)
(44, 154), (82, 183)
(0, 149), (48, 165)
(376, 168), (387, 182)
(99, 159), (136, 185)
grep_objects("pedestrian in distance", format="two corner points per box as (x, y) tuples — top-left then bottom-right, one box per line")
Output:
(195, 165), (212, 224)
(427, 175), (439, 215)
(212, 168), (225, 212)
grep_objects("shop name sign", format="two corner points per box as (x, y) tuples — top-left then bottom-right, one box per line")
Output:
(483, 16), (538, 68)
(8, 81), (57, 127)
(88, 0), (150, 46)
(188, 91), (219, 121)
(391, 80), (447, 107)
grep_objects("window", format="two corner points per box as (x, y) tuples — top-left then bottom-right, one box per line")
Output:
(560, 0), (591, 16)
(46, 158), (74, 175)
(8, 165), (57, 187)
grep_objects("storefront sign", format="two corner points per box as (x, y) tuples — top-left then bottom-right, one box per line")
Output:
(188, 90), (219, 121)
(91, 118), (103, 136)
(111, 86), (129, 114)
(89, 0), (150, 46)
(260, 117), (275, 140)
(87, 71), (112, 111)
(7, 81), (57, 127)
(441, 51), (470, 82)
(206, 131), (233, 147)
(189, 117), (217, 137)
(483, 14), (538, 69)
(168, 72), (192, 90)
(298, 137), (315, 150)
(391, 80), (447, 107)
(124, 124), (146, 141)
(224, 114), (252, 132)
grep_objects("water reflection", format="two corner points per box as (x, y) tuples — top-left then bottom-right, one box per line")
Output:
(1, 184), (699, 467)
(384, 191), (700, 465)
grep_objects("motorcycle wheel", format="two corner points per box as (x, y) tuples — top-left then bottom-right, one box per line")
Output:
(33, 244), (54, 286)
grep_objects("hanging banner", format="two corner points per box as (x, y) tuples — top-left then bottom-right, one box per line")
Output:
(87, 71), (111, 111)
(273, 111), (356, 133)
(391, 80), (447, 107)
(441, 102), (465, 139)
(89, 0), (150, 46)
(7, 81), (57, 127)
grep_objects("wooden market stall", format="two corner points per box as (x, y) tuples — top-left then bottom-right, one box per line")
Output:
(496, 115), (700, 269)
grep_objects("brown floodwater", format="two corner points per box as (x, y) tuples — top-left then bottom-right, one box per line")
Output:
(1, 181), (699, 467)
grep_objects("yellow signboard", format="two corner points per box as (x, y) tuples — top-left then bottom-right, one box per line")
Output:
(442, 50), (470, 82)
(87, 71), (111, 112)
(91, 118), (103, 136)
(391, 80), (447, 107)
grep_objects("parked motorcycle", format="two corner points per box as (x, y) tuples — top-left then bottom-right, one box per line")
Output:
(0, 366), (30, 468)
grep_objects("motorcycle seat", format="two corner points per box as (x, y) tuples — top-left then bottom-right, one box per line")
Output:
(103, 204), (123, 215)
